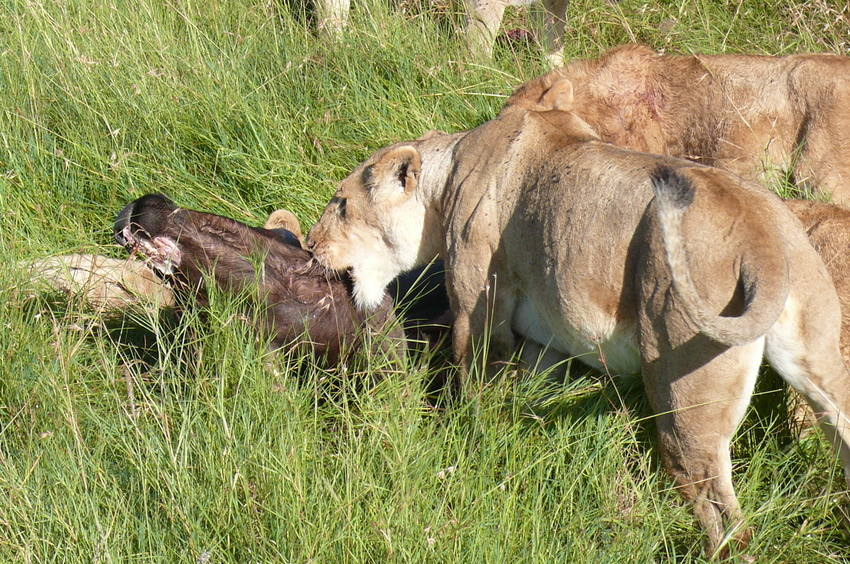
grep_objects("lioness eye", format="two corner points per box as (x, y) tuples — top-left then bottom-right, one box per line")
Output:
(330, 196), (347, 219)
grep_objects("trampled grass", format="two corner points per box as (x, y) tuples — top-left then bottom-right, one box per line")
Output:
(2, 0), (850, 561)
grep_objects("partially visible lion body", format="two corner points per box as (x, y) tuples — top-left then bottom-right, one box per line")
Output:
(307, 84), (850, 555)
(507, 44), (850, 204)
(315, 0), (573, 66)
(786, 200), (850, 361)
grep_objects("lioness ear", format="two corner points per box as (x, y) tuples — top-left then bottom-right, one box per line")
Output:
(363, 145), (422, 204)
(264, 209), (303, 242)
(538, 78), (575, 111)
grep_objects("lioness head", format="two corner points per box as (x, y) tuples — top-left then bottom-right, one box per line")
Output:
(308, 137), (449, 311)
(308, 80), (595, 311)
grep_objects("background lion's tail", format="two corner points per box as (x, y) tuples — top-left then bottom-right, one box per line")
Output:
(651, 165), (789, 346)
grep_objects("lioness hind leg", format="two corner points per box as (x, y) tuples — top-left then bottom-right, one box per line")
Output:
(793, 144), (850, 207)
(641, 336), (765, 557)
(765, 295), (850, 487)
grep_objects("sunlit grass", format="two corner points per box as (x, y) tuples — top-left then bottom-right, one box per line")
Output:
(2, 0), (850, 560)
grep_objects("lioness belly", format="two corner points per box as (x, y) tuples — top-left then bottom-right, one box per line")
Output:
(512, 296), (641, 375)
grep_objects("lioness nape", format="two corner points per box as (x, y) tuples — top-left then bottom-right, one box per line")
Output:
(307, 78), (850, 557)
(507, 44), (850, 206)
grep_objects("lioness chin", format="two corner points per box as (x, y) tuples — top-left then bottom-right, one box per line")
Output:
(507, 44), (850, 205)
(307, 79), (850, 557)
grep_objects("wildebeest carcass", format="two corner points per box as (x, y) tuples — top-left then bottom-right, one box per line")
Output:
(114, 194), (430, 364)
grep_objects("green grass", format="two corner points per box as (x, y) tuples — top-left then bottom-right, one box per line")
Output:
(2, 0), (850, 561)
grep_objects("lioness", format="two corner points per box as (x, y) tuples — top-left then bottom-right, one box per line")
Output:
(464, 0), (570, 66)
(306, 79), (850, 556)
(506, 44), (850, 205)
(315, 0), (574, 66)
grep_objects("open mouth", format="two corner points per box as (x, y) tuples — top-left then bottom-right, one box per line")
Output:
(117, 224), (182, 276)
(296, 249), (345, 282)
(309, 247), (350, 276)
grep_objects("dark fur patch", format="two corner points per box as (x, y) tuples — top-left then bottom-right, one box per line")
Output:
(361, 165), (375, 189)
(396, 160), (409, 188)
(330, 196), (347, 218)
(268, 228), (303, 249)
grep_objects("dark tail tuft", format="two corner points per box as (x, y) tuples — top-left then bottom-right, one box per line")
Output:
(650, 164), (695, 209)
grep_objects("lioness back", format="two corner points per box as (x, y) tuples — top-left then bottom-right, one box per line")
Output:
(444, 108), (800, 372)
(506, 44), (850, 204)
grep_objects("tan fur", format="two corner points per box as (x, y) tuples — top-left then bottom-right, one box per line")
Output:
(786, 200), (850, 363)
(264, 209), (304, 245)
(507, 44), (850, 205)
(308, 81), (850, 557)
(26, 254), (174, 311)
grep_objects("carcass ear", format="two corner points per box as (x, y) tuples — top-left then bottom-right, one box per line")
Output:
(538, 78), (575, 111)
(362, 145), (421, 204)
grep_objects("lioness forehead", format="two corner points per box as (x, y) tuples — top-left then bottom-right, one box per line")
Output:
(337, 160), (375, 194)
(334, 163), (376, 194)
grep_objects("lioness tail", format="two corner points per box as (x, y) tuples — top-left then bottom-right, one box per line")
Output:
(651, 165), (789, 346)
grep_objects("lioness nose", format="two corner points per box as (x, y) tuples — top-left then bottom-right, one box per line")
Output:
(306, 237), (316, 251)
